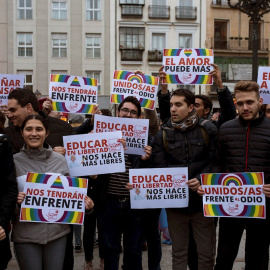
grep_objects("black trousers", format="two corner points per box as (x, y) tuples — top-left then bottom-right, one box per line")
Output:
(215, 217), (269, 270)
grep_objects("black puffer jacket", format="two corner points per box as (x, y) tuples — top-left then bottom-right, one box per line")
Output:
(218, 113), (270, 184)
(0, 134), (17, 270)
(153, 117), (218, 211)
(5, 112), (74, 154)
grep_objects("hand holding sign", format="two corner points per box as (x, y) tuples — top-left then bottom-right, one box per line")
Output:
(141, 145), (152, 161)
(17, 192), (26, 205)
(187, 178), (200, 191)
(209, 64), (224, 89)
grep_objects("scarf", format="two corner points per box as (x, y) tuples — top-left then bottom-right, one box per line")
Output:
(171, 109), (199, 132)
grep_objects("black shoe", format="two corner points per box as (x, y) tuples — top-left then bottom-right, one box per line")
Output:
(75, 245), (82, 253)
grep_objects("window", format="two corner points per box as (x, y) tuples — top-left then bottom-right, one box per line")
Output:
(17, 0), (32, 19)
(152, 33), (165, 51)
(86, 71), (101, 95)
(120, 27), (145, 50)
(52, 0), (67, 20)
(52, 34), (67, 58)
(148, 33), (165, 62)
(17, 33), (33, 57)
(86, 0), (101, 20)
(17, 70), (33, 91)
(214, 20), (228, 49)
(152, 0), (166, 5)
(179, 0), (191, 6)
(179, 34), (192, 48)
(86, 34), (101, 58)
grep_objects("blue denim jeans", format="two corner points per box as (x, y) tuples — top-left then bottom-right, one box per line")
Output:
(100, 199), (144, 270)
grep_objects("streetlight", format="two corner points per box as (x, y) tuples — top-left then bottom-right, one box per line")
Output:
(34, 89), (41, 99)
(228, 0), (270, 81)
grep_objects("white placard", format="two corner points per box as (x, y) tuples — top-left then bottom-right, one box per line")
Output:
(94, 114), (149, 156)
(63, 131), (125, 177)
(129, 167), (189, 209)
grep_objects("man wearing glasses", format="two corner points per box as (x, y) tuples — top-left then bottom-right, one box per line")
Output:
(99, 96), (152, 270)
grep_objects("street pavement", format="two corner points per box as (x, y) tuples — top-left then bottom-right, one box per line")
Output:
(7, 230), (248, 270)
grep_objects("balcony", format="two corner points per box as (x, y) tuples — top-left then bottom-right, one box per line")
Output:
(121, 5), (143, 18)
(148, 5), (170, 19)
(211, 0), (238, 7)
(175, 6), (197, 20)
(148, 50), (163, 62)
(211, 37), (269, 51)
(120, 50), (144, 61)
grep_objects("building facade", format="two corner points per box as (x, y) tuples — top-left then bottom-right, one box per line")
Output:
(206, 0), (270, 108)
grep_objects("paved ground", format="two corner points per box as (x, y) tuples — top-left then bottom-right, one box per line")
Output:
(7, 230), (248, 270)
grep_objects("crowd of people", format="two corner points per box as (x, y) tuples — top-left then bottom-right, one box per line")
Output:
(0, 63), (270, 270)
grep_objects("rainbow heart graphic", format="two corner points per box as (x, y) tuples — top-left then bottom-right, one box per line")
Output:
(184, 49), (192, 57)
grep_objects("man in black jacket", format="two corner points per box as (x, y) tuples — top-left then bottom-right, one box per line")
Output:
(152, 89), (218, 270)
(213, 81), (270, 270)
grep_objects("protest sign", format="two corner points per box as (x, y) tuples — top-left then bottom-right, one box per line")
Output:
(49, 74), (98, 114)
(110, 71), (159, 110)
(201, 172), (265, 219)
(63, 131), (125, 177)
(94, 114), (149, 155)
(20, 172), (88, 225)
(162, 49), (214, 85)
(129, 167), (189, 209)
(258, 66), (270, 104)
(0, 74), (24, 105)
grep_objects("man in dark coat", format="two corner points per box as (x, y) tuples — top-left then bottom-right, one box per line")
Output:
(212, 81), (270, 270)
(152, 89), (218, 269)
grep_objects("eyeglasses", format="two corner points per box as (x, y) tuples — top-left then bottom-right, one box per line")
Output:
(120, 108), (138, 117)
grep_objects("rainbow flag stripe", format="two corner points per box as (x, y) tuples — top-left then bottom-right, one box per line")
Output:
(204, 204), (265, 218)
(163, 75), (212, 85)
(110, 94), (125, 104)
(52, 101), (95, 114)
(163, 49), (213, 57)
(20, 208), (84, 224)
(139, 98), (155, 110)
(195, 49), (213, 56)
(113, 71), (159, 86)
(66, 176), (88, 188)
(51, 176), (64, 189)
(50, 74), (70, 83)
(21, 208), (47, 222)
(70, 77), (81, 87)
(26, 173), (51, 184)
(57, 210), (84, 224)
(201, 173), (264, 186)
(163, 49), (182, 56)
(83, 77), (97, 86)
(77, 104), (95, 114)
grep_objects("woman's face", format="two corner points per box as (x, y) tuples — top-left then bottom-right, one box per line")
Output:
(22, 119), (48, 150)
